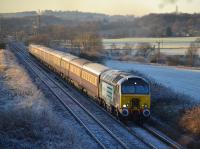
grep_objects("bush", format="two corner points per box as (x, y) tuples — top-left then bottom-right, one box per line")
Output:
(149, 53), (167, 64)
(185, 39), (200, 66)
(26, 34), (51, 46)
(0, 65), (5, 73)
(136, 42), (153, 58)
(180, 106), (200, 135)
(167, 55), (181, 66)
(0, 107), (77, 149)
(132, 56), (147, 63)
(0, 43), (5, 49)
(119, 55), (147, 63)
(150, 81), (193, 123)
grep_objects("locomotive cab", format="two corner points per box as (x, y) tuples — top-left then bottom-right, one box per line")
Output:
(100, 69), (151, 120)
(119, 77), (151, 119)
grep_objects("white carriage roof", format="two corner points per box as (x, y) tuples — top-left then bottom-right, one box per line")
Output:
(100, 69), (143, 85)
(70, 58), (91, 67)
(83, 63), (110, 76)
(30, 44), (65, 58)
(62, 54), (78, 62)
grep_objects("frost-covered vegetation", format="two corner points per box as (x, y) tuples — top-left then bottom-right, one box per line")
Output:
(130, 70), (200, 147)
(105, 58), (200, 146)
(180, 106), (200, 135)
(0, 49), (96, 148)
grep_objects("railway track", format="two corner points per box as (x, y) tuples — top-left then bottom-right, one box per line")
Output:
(143, 124), (184, 149)
(45, 57), (184, 149)
(10, 44), (131, 149)
(10, 42), (184, 149)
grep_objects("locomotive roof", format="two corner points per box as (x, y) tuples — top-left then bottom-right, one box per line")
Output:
(83, 63), (110, 76)
(70, 58), (91, 68)
(100, 70), (143, 86)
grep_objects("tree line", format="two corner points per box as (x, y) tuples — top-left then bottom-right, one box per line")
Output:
(1, 12), (200, 39)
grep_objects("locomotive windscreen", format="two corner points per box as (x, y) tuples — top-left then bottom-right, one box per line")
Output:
(121, 78), (149, 94)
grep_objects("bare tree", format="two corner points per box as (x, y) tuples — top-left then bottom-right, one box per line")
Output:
(27, 34), (51, 46)
(73, 32), (103, 56)
(185, 39), (199, 66)
(111, 43), (117, 50)
(136, 42), (154, 58)
(122, 43), (132, 50)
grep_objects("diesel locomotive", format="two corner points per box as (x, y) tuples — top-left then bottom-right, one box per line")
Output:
(29, 44), (151, 120)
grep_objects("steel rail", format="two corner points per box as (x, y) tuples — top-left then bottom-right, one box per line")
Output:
(11, 43), (129, 149)
(143, 124), (185, 149)
(12, 43), (184, 149)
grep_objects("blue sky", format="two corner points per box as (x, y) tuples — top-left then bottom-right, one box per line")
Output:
(0, 0), (199, 16)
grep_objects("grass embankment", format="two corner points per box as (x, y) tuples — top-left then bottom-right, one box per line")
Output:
(0, 49), (87, 148)
(130, 70), (200, 148)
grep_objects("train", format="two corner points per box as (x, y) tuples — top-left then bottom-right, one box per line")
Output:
(29, 44), (151, 121)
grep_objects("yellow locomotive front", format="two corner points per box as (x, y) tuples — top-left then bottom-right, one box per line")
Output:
(118, 77), (151, 120)
(100, 70), (150, 121)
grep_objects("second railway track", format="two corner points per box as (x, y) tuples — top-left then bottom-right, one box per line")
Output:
(10, 42), (184, 149)
(11, 44), (130, 149)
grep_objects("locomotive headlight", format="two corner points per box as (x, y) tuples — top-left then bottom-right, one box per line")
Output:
(142, 104), (148, 108)
(123, 104), (127, 108)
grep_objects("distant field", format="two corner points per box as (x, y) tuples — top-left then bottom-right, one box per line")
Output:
(103, 37), (200, 44)
(103, 37), (200, 55)
(105, 59), (200, 102)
